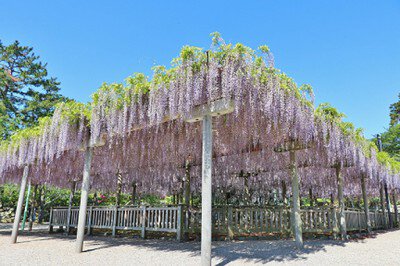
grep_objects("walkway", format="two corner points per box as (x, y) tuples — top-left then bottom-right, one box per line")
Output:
(0, 224), (399, 265)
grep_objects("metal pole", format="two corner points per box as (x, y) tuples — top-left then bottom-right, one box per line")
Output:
(11, 165), (29, 244)
(289, 150), (303, 248)
(21, 181), (31, 231)
(336, 164), (347, 239)
(201, 114), (212, 266)
(361, 174), (371, 233)
(76, 146), (93, 253)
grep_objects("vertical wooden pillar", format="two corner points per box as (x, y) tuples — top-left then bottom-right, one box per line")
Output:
(66, 181), (76, 235)
(227, 206), (234, 240)
(289, 150), (303, 248)
(384, 182), (393, 228)
(112, 205), (118, 237)
(379, 183), (387, 228)
(336, 164), (347, 239)
(29, 184), (38, 232)
(11, 165), (29, 244)
(281, 180), (287, 205)
(131, 182), (137, 205)
(75, 146), (93, 253)
(48, 207), (53, 233)
(116, 172), (122, 206)
(201, 114), (212, 266)
(141, 205), (147, 239)
(177, 205), (183, 241)
(309, 187), (313, 207)
(86, 206), (93, 236)
(330, 192), (338, 238)
(393, 189), (398, 227)
(361, 174), (371, 233)
(21, 181), (31, 231)
(184, 158), (191, 241)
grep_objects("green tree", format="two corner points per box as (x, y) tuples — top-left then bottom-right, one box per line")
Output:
(0, 40), (68, 139)
(390, 93), (400, 126)
(380, 124), (400, 161)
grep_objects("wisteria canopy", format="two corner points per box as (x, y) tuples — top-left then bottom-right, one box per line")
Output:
(1, 35), (399, 199)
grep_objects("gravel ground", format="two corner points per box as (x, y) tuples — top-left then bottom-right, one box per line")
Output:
(0, 224), (399, 265)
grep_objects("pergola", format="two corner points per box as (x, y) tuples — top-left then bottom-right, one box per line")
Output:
(1, 42), (399, 266)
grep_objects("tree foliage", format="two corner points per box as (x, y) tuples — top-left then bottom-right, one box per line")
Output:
(0, 40), (69, 139)
(390, 93), (400, 126)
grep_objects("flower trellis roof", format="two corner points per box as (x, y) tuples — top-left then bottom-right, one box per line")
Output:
(1, 37), (399, 197)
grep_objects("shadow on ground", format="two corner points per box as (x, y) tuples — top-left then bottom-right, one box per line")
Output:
(1, 224), (397, 266)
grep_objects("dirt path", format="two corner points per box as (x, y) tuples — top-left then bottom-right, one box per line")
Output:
(0, 224), (399, 265)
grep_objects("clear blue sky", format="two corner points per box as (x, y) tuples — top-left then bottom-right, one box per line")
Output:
(1, 1), (399, 138)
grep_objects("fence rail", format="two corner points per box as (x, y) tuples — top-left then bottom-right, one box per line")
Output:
(49, 205), (183, 240)
(49, 205), (396, 240)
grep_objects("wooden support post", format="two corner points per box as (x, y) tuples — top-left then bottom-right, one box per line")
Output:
(379, 183), (387, 228)
(361, 174), (371, 233)
(336, 164), (347, 240)
(393, 190), (398, 227)
(86, 206), (93, 236)
(116, 173), (122, 206)
(177, 205), (183, 241)
(184, 95), (234, 266)
(112, 205), (118, 237)
(331, 206), (338, 238)
(201, 114), (213, 265)
(76, 146), (93, 253)
(184, 158), (191, 241)
(131, 182), (137, 205)
(28, 184), (38, 232)
(66, 181), (76, 235)
(11, 165), (29, 244)
(141, 205), (147, 239)
(384, 182), (393, 228)
(48, 207), (53, 233)
(289, 150), (303, 248)
(309, 187), (313, 207)
(21, 181), (31, 231)
(281, 180), (287, 205)
(227, 206), (234, 240)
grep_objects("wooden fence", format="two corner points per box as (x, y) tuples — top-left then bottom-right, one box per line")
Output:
(49, 205), (395, 240)
(50, 205), (183, 240)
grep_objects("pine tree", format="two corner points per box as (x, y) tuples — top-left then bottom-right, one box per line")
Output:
(0, 40), (69, 139)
